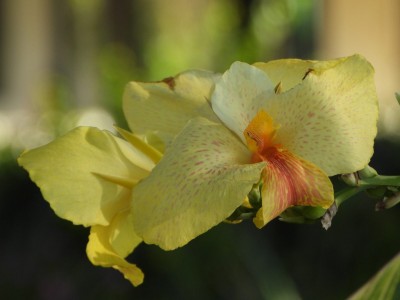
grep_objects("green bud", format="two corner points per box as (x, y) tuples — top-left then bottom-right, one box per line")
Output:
(279, 206), (327, 224)
(358, 165), (378, 179)
(247, 181), (262, 209)
(376, 191), (400, 211)
(395, 92), (400, 106)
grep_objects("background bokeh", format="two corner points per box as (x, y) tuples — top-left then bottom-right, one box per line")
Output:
(1, 0), (399, 299)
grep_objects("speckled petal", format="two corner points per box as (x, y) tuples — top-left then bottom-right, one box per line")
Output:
(132, 117), (266, 250)
(18, 127), (152, 226)
(87, 223), (144, 286)
(253, 148), (333, 228)
(211, 61), (275, 143)
(123, 70), (221, 146)
(261, 54), (378, 175)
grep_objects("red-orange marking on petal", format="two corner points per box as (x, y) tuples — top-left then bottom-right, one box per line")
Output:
(244, 109), (333, 228)
(254, 148), (333, 228)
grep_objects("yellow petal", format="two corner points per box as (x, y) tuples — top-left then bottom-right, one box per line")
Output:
(87, 223), (144, 287)
(123, 70), (220, 146)
(211, 61), (275, 144)
(253, 148), (333, 228)
(254, 58), (343, 92)
(108, 210), (141, 258)
(116, 127), (163, 163)
(262, 54), (379, 175)
(132, 117), (266, 250)
(18, 127), (150, 226)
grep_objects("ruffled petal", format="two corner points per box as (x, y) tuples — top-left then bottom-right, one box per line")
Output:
(123, 70), (220, 146)
(132, 117), (266, 250)
(253, 148), (333, 228)
(261, 54), (378, 175)
(211, 61), (275, 143)
(18, 127), (151, 226)
(87, 223), (144, 287)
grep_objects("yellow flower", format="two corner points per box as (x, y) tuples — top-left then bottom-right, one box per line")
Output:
(18, 126), (162, 286)
(125, 54), (379, 250)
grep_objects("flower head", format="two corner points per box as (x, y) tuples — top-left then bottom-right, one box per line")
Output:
(18, 126), (162, 286)
(125, 54), (379, 250)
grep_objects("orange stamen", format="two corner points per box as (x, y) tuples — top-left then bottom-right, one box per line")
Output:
(244, 110), (279, 162)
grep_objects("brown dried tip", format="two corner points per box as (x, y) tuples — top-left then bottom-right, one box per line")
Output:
(302, 68), (314, 80)
(321, 202), (338, 230)
(161, 76), (176, 90)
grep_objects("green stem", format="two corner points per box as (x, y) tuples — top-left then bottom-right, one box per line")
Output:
(360, 175), (400, 187)
(334, 186), (366, 206)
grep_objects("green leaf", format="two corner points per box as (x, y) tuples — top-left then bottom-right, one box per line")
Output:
(348, 253), (400, 300)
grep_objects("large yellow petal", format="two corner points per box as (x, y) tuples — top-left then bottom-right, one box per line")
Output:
(87, 222), (144, 287)
(211, 61), (275, 144)
(132, 117), (266, 250)
(261, 54), (379, 175)
(123, 70), (221, 146)
(254, 148), (333, 228)
(18, 127), (151, 226)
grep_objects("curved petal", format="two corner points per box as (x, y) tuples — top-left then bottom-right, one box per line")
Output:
(253, 148), (334, 228)
(132, 117), (266, 250)
(211, 61), (275, 143)
(262, 54), (379, 175)
(87, 224), (144, 287)
(18, 127), (151, 226)
(123, 70), (221, 146)
(108, 210), (141, 258)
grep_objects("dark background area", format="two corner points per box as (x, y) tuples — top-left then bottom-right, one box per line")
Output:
(1, 140), (399, 299)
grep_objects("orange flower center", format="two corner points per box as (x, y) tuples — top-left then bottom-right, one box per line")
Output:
(244, 110), (279, 163)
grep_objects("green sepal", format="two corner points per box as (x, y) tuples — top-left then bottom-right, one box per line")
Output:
(279, 206), (327, 224)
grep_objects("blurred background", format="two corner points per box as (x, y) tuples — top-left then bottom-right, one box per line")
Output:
(1, 0), (399, 299)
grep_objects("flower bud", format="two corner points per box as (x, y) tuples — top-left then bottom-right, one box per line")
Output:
(279, 206), (327, 224)
(375, 191), (400, 211)
(358, 165), (378, 179)
(341, 173), (359, 186)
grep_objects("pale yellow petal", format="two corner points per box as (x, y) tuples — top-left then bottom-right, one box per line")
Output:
(108, 210), (141, 258)
(254, 58), (343, 92)
(262, 54), (379, 175)
(18, 127), (150, 226)
(253, 148), (333, 228)
(87, 223), (144, 287)
(123, 70), (220, 146)
(211, 61), (275, 143)
(132, 117), (266, 250)
(116, 127), (163, 162)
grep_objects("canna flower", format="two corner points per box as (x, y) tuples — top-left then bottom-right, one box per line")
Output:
(125, 54), (379, 250)
(18, 126), (162, 286)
